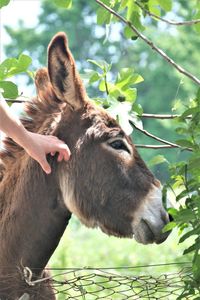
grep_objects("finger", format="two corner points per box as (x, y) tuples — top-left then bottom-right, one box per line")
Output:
(59, 144), (71, 161)
(57, 152), (64, 162)
(39, 157), (51, 174)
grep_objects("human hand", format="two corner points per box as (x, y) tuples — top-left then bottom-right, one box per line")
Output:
(21, 131), (71, 174)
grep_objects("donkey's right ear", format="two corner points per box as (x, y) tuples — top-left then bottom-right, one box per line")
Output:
(48, 32), (86, 110)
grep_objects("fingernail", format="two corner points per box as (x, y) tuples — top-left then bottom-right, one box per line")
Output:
(46, 168), (51, 174)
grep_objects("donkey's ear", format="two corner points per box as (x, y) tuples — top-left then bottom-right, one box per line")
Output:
(48, 32), (86, 110)
(35, 68), (59, 103)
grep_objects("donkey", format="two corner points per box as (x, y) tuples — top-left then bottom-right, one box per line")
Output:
(0, 32), (170, 299)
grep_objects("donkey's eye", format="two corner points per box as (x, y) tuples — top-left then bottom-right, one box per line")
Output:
(109, 140), (130, 153)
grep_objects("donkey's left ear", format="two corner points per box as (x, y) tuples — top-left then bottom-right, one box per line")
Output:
(48, 32), (86, 110)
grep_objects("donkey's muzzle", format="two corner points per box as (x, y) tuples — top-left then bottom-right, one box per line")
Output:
(134, 212), (170, 245)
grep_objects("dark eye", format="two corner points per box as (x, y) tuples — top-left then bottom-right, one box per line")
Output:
(109, 140), (130, 153)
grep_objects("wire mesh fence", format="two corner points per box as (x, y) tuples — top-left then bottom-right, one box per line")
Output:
(19, 263), (193, 300)
(0, 263), (195, 299)
(49, 265), (192, 300)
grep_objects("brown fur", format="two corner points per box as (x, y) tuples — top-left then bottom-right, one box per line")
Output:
(0, 32), (169, 299)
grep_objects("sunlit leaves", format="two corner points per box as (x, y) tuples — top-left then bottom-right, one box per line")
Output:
(194, 10), (200, 34)
(0, 81), (18, 99)
(96, 0), (113, 25)
(0, 53), (32, 99)
(157, 0), (172, 12)
(192, 254), (200, 282)
(85, 60), (144, 134)
(53, 0), (72, 9)
(0, 0), (10, 9)
(166, 87), (200, 294)
(0, 54), (32, 80)
(148, 154), (168, 167)
(162, 221), (176, 233)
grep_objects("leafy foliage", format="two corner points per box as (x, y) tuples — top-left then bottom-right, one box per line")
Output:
(0, 0), (10, 9)
(53, 0), (72, 9)
(0, 54), (32, 99)
(85, 59), (143, 135)
(162, 88), (200, 297)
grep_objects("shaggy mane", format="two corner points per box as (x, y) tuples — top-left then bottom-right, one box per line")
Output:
(0, 70), (62, 178)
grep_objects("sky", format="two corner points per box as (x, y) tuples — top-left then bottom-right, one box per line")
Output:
(0, 0), (41, 60)
(0, 0), (41, 114)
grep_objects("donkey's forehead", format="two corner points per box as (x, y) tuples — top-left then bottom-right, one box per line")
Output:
(83, 103), (127, 139)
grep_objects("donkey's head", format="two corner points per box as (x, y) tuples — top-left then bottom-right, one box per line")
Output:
(35, 33), (170, 245)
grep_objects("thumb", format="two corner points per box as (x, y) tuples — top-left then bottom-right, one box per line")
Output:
(38, 156), (51, 174)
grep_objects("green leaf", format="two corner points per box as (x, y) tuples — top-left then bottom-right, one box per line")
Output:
(97, 7), (112, 25)
(176, 139), (194, 148)
(0, 81), (18, 99)
(88, 59), (111, 72)
(17, 54), (32, 72)
(179, 227), (200, 244)
(124, 88), (137, 102)
(162, 221), (176, 233)
(197, 87), (200, 101)
(194, 10), (200, 34)
(120, 0), (129, 9)
(0, 0), (10, 9)
(116, 68), (143, 89)
(89, 72), (101, 84)
(175, 209), (195, 223)
(128, 11), (145, 31)
(180, 107), (198, 119)
(132, 103), (143, 115)
(124, 26), (136, 39)
(148, 155), (168, 167)
(148, 1), (161, 17)
(0, 54), (32, 80)
(157, 0), (172, 11)
(183, 243), (197, 255)
(193, 254), (200, 281)
(53, 0), (72, 9)
(167, 207), (178, 217)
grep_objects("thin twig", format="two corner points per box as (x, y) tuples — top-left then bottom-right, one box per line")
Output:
(141, 113), (192, 119)
(135, 144), (180, 149)
(135, 1), (200, 26)
(130, 120), (192, 152)
(104, 74), (109, 95)
(4, 98), (26, 103)
(141, 113), (179, 119)
(95, 0), (200, 86)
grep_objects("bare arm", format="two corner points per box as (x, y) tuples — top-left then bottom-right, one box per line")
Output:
(0, 99), (71, 174)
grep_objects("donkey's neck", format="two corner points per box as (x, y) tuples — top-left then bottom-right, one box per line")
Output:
(0, 158), (71, 273)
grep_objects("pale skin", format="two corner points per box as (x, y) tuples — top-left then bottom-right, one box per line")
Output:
(0, 99), (71, 174)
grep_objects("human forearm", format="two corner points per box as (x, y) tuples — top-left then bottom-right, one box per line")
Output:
(0, 99), (29, 147)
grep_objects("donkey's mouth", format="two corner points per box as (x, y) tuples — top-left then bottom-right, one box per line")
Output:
(133, 219), (169, 245)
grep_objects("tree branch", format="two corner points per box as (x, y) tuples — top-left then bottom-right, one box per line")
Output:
(141, 113), (178, 119)
(95, 0), (200, 86)
(5, 99), (192, 119)
(135, 1), (200, 26)
(135, 144), (181, 149)
(130, 120), (192, 152)
(4, 98), (26, 103)
(141, 113), (192, 119)
(4, 98), (192, 151)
